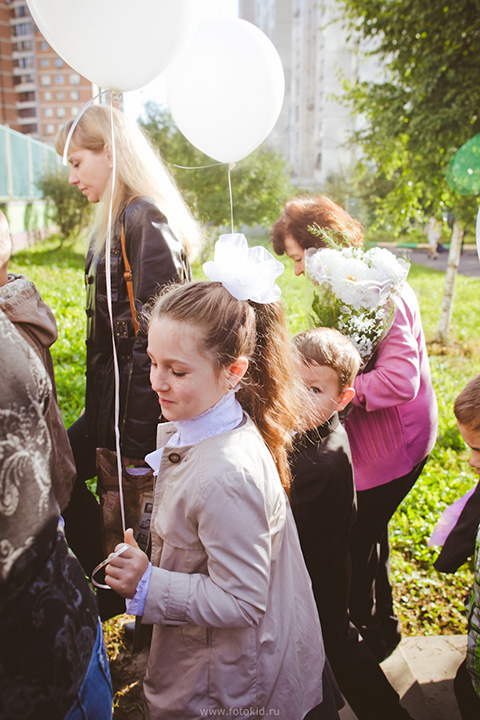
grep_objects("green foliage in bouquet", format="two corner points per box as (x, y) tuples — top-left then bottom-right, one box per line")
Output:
(309, 282), (339, 329)
(308, 222), (350, 250)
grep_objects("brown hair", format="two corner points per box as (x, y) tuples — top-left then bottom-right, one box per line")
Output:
(148, 281), (303, 492)
(292, 327), (361, 392)
(454, 375), (480, 431)
(270, 195), (364, 254)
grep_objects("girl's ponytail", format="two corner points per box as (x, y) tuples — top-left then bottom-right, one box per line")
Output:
(237, 301), (302, 493)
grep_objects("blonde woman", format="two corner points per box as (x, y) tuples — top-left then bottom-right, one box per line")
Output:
(56, 105), (203, 620)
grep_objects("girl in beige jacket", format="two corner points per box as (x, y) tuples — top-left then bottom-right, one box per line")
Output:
(106, 236), (342, 720)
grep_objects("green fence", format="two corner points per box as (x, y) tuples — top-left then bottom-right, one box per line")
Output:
(0, 123), (62, 201)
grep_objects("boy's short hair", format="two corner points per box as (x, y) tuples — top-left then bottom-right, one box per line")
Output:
(454, 375), (480, 431)
(0, 211), (12, 268)
(292, 327), (361, 392)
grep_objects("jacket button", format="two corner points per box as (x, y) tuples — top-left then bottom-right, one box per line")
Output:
(87, 275), (94, 284)
(168, 453), (181, 464)
(85, 308), (93, 317)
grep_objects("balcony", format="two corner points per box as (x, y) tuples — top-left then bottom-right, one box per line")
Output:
(16, 100), (37, 109)
(18, 115), (38, 125)
(14, 82), (35, 92)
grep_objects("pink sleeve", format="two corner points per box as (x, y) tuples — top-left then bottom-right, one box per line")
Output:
(352, 293), (421, 412)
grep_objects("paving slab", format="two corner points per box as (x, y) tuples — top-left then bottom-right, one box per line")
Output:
(339, 635), (467, 720)
(387, 245), (480, 279)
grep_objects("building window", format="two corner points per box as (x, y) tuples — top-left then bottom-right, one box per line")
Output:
(14, 5), (27, 16)
(45, 123), (55, 135)
(39, 41), (48, 51)
(54, 58), (64, 68)
(54, 74), (65, 84)
(71, 107), (79, 117)
(44, 91), (52, 100)
(13, 40), (32, 51)
(44, 108), (54, 118)
(70, 74), (81, 85)
(18, 107), (36, 118)
(19, 91), (35, 102)
(13, 74), (34, 85)
(56, 107), (66, 118)
(14, 57), (33, 68)
(40, 58), (50, 68)
(13, 22), (32, 36)
(70, 90), (80, 100)
(41, 75), (51, 86)
(56, 91), (66, 101)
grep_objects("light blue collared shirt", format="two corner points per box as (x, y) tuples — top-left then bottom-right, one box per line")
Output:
(126, 391), (244, 616)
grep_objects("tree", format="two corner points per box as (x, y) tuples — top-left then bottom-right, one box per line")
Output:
(139, 102), (293, 234)
(38, 171), (93, 246)
(338, 0), (480, 341)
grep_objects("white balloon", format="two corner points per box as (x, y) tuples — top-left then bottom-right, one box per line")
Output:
(166, 18), (285, 163)
(26, 0), (197, 92)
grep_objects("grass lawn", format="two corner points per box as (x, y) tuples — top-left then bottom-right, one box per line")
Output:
(8, 234), (480, 713)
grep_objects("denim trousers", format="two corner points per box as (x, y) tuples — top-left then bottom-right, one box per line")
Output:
(64, 619), (113, 720)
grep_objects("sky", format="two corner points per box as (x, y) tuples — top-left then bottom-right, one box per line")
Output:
(123, 0), (239, 122)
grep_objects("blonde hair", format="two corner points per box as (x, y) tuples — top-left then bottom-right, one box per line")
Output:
(0, 211), (12, 270)
(454, 375), (480, 431)
(292, 327), (361, 392)
(55, 105), (203, 258)
(148, 282), (304, 493)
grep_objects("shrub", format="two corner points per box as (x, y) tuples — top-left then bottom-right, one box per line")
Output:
(38, 171), (93, 245)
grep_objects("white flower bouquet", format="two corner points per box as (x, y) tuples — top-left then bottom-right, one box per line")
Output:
(305, 244), (410, 367)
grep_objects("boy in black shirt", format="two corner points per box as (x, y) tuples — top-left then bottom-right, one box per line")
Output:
(290, 328), (413, 720)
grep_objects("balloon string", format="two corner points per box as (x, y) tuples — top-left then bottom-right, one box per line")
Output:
(173, 160), (237, 234)
(228, 163), (234, 233)
(62, 89), (109, 165)
(104, 98), (126, 537)
(173, 162), (224, 170)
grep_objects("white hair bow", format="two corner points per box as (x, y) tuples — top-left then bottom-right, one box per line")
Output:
(203, 234), (284, 304)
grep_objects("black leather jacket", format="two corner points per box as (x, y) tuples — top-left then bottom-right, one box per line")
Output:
(84, 197), (191, 458)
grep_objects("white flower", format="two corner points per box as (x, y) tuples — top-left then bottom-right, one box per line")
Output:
(306, 244), (410, 366)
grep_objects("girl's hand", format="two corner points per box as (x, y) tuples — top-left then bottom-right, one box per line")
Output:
(104, 528), (149, 599)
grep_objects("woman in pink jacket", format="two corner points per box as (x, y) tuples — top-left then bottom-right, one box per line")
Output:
(271, 195), (438, 661)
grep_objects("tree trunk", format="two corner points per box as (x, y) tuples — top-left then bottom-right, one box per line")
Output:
(434, 219), (465, 344)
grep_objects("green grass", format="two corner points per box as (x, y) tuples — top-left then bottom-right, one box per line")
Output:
(9, 235), (480, 637)
(9, 237), (88, 427)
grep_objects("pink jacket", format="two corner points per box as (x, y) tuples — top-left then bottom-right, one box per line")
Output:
(345, 283), (438, 492)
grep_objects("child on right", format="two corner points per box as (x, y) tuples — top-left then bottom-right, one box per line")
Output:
(290, 327), (414, 720)
(444, 374), (480, 719)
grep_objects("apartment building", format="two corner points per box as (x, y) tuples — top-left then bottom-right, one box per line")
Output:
(0, 0), (97, 143)
(238, 0), (379, 190)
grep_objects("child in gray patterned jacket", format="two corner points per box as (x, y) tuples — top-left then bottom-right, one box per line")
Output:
(0, 210), (76, 511)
